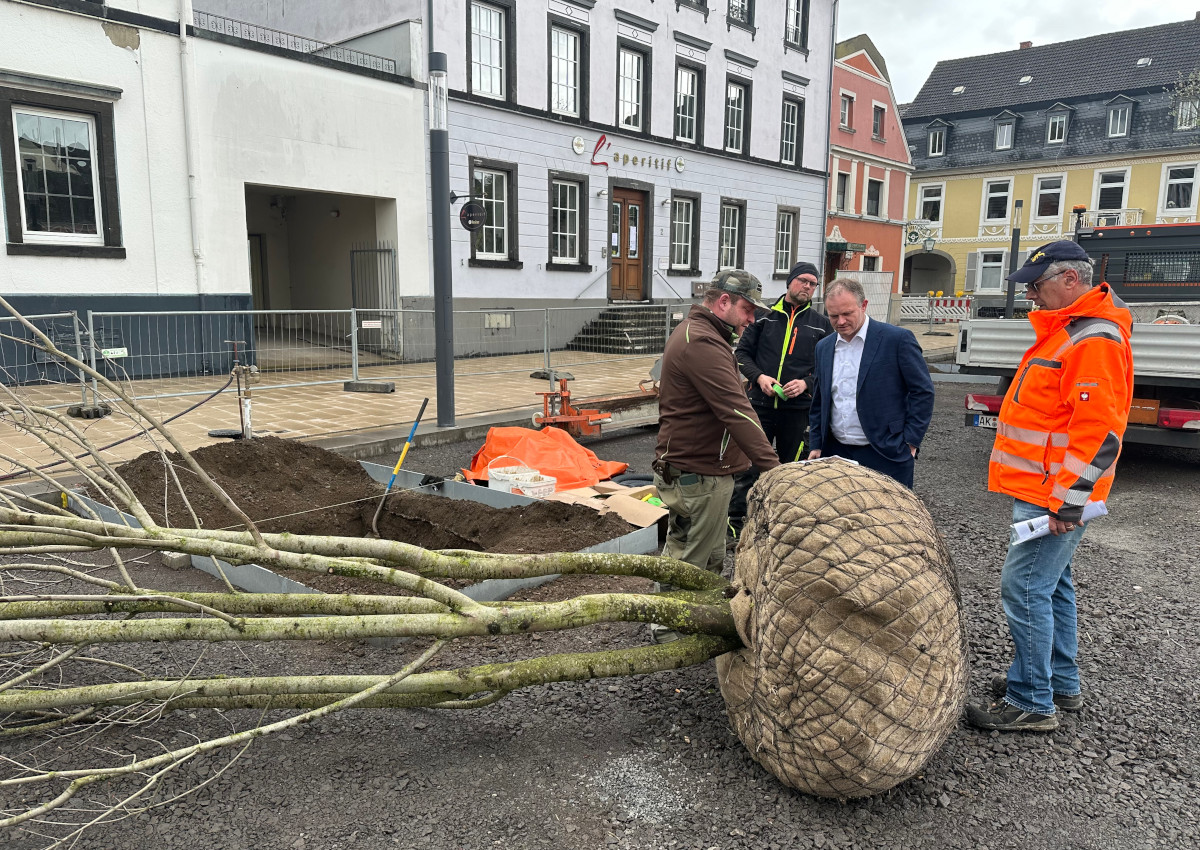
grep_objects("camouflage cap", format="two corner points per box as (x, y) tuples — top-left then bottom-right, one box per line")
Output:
(710, 269), (768, 310)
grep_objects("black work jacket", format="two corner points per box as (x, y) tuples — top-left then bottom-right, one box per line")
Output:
(736, 295), (833, 410)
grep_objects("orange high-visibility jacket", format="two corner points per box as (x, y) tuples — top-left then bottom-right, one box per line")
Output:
(988, 283), (1134, 523)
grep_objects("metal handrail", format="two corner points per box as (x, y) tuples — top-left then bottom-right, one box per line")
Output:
(192, 12), (397, 75)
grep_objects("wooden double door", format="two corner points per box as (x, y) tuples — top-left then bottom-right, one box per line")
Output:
(609, 187), (646, 301)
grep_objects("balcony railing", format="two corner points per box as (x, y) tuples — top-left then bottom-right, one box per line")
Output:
(192, 12), (397, 75)
(1079, 208), (1143, 227)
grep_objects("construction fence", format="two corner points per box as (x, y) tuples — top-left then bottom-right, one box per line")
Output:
(0, 304), (692, 406)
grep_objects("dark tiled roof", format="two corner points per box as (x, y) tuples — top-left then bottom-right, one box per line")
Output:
(905, 18), (1200, 120)
(903, 91), (1200, 172)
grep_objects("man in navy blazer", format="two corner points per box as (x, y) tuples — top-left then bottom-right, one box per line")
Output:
(808, 278), (935, 488)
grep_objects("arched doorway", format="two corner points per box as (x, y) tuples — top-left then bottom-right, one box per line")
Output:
(903, 250), (956, 294)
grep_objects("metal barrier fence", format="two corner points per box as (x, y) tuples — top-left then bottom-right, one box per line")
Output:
(0, 312), (90, 410)
(0, 305), (692, 402)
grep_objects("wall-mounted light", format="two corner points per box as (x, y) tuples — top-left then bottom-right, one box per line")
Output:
(922, 236), (936, 252)
(596, 188), (608, 198)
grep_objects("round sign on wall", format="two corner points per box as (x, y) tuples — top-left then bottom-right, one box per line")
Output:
(459, 202), (486, 232)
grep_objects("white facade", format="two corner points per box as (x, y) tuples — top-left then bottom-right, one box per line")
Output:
(203, 0), (837, 306)
(0, 0), (428, 316)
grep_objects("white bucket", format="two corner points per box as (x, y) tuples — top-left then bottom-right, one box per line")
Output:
(488, 455), (535, 494)
(511, 472), (556, 499)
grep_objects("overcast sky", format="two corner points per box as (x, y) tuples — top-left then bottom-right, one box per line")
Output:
(836, 0), (1200, 103)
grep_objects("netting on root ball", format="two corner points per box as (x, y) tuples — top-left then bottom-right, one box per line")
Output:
(717, 458), (968, 799)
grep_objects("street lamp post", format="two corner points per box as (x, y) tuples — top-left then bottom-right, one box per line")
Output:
(1004, 199), (1024, 319)
(428, 49), (455, 426)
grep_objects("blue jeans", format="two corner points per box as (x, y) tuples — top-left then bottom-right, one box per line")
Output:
(1000, 499), (1087, 715)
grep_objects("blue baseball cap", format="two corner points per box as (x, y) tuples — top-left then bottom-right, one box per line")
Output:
(1006, 240), (1092, 284)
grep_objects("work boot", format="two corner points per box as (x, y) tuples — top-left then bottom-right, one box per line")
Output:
(965, 699), (1058, 732)
(990, 674), (1084, 713)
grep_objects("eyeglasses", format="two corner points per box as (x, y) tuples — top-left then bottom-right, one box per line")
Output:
(1024, 271), (1063, 294)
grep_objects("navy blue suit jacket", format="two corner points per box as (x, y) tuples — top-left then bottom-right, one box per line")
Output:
(809, 319), (935, 464)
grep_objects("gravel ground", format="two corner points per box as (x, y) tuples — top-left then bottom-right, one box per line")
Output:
(3, 380), (1198, 849)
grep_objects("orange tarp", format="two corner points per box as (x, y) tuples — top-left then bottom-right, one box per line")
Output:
(463, 427), (628, 491)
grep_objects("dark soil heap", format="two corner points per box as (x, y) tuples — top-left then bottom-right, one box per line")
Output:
(113, 436), (635, 554)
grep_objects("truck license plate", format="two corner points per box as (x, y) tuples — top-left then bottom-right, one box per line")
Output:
(974, 414), (998, 429)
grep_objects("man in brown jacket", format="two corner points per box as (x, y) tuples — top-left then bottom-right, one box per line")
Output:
(653, 270), (780, 574)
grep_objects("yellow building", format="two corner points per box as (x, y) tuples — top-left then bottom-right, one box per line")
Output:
(900, 20), (1200, 314)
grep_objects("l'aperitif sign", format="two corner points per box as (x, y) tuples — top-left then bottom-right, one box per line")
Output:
(573, 135), (685, 173)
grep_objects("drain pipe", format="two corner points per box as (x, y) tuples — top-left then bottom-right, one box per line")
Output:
(819, 0), (839, 282)
(178, 0), (205, 290)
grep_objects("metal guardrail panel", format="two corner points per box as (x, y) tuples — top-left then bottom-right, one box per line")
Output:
(957, 318), (1200, 381)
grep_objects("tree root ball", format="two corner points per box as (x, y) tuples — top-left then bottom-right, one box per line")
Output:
(717, 459), (968, 798)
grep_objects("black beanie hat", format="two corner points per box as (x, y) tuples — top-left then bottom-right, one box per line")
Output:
(787, 261), (820, 283)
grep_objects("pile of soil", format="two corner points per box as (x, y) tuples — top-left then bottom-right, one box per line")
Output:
(111, 437), (636, 554)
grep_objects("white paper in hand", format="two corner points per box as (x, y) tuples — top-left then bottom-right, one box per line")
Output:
(1009, 501), (1108, 545)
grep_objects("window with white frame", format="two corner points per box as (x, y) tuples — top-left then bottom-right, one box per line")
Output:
(861, 256), (878, 271)
(1035, 175), (1064, 219)
(675, 66), (699, 143)
(995, 120), (1014, 150)
(471, 166), (510, 260)
(470, 2), (506, 99)
(1176, 98), (1199, 130)
(872, 104), (885, 138)
(1107, 104), (1130, 137)
(725, 81), (747, 153)
(1047, 113), (1067, 144)
(618, 47), (645, 131)
(928, 127), (945, 156)
(978, 251), (1005, 292)
(1096, 170), (1127, 210)
(785, 0), (808, 47)
(839, 93), (853, 129)
(919, 184), (942, 222)
(866, 179), (883, 217)
(1165, 165), (1196, 210)
(12, 107), (103, 244)
(780, 99), (802, 165)
(549, 26), (580, 117)
(984, 179), (1011, 220)
(549, 180), (581, 264)
(835, 173), (849, 212)
(669, 197), (697, 271)
(774, 210), (795, 273)
(719, 201), (744, 269)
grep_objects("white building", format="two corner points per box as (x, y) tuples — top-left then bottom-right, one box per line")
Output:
(0, 0), (428, 324)
(202, 0), (837, 310)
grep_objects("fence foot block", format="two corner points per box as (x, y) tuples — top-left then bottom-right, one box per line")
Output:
(67, 404), (112, 419)
(344, 381), (395, 394)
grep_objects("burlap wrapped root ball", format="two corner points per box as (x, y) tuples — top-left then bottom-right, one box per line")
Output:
(717, 458), (968, 799)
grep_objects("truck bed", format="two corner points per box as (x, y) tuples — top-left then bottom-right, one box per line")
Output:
(956, 318), (1200, 385)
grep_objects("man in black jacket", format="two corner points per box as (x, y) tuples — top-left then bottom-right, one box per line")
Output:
(728, 261), (833, 538)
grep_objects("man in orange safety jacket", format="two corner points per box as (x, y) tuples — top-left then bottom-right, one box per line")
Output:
(966, 239), (1133, 733)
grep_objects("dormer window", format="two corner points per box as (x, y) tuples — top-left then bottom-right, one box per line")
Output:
(1177, 98), (1199, 131)
(1108, 104), (1130, 137)
(993, 111), (1018, 151)
(928, 126), (945, 156)
(1047, 114), (1066, 143)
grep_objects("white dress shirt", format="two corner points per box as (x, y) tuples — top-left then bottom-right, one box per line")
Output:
(830, 315), (870, 446)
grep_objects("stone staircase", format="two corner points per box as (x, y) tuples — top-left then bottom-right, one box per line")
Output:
(564, 304), (686, 355)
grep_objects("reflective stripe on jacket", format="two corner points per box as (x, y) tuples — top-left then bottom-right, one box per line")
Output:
(987, 283), (1134, 523)
(736, 295), (832, 410)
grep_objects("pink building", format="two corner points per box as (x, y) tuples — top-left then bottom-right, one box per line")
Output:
(825, 36), (912, 291)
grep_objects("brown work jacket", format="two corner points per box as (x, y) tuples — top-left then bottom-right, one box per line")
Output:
(654, 305), (779, 476)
